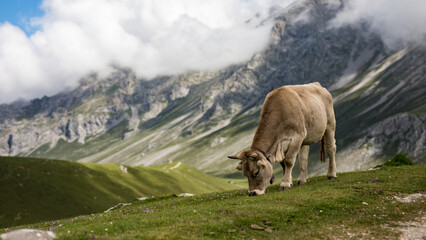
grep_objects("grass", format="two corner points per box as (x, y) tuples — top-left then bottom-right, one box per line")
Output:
(0, 157), (244, 228)
(2, 165), (424, 239)
(384, 153), (414, 167)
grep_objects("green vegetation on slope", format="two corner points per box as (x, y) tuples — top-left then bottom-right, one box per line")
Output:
(384, 153), (414, 167)
(0, 157), (244, 228)
(3, 165), (425, 239)
(28, 119), (130, 161)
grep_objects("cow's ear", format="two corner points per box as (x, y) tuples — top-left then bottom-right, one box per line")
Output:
(236, 161), (243, 171)
(248, 153), (259, 160)
(257, 159), (267, 169)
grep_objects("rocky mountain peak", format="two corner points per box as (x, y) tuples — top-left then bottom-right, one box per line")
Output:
(0, 0), (424, 174)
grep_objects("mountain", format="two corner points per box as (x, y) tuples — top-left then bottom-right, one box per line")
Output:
(0, 156), (243, 227)
(0, 0), (425, 176)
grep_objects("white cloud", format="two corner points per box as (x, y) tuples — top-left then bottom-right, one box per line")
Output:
(329, 0), (426, 49)
(0, 0), (295, 104)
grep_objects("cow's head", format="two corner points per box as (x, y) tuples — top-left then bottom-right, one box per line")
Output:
(228, 149), (274, 196)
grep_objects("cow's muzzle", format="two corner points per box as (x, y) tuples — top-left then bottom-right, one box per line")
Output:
(249, 191), (257, 196)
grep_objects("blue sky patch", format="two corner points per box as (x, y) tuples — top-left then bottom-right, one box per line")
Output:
(0, 0), (44, 35)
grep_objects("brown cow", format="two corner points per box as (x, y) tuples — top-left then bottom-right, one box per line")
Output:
(228, 82), (337, 196)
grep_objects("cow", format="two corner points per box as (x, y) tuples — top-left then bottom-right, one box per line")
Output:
(228, 82), (337, 196)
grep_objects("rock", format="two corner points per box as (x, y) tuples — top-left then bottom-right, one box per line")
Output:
(271, 19), (286, 45)
(356, 113), (426, 159)
(104, 202), (132, 213)
(119, 165), (128, 174)
(1, 229), (56, 240)
(250, 224), (265, 230)
(394, 193), (425, 203)
(210, 137), (227, 148)
(178, 193), (194, 197)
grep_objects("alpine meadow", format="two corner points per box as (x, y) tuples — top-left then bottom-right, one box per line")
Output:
(0, 0), (425, 239)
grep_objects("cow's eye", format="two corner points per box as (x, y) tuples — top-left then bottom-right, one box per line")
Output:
(253, 170), (260, 177)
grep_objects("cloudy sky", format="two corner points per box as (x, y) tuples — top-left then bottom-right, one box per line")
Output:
(0, 0), (298, 104)
(0, 0), (425, 104)
(330, 0), (426, 50)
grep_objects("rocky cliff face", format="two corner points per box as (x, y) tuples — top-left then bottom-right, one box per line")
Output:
(0, 0), (424, 175)
(358, 113), (425, 159)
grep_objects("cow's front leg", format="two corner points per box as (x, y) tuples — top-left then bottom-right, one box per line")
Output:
(280, 158), (295, 190)
(280, 142), (299, 190)
(297, 145), (309, 185)
(279, 161), (288, 188)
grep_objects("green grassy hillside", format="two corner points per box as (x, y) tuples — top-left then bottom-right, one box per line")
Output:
(2, 165), (425, 239)
(0, 157), (244, 228)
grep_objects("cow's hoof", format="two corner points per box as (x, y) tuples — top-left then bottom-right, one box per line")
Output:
(279, 186), (291, 191)
(327, 176), (337, 180)
(297, 180), (306, 185)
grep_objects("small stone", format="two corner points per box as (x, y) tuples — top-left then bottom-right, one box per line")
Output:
(250, 224), (265, 230)
(179, 193), (194, 197)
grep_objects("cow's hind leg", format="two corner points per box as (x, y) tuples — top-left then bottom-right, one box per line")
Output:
(279, 139), (301, 191)
(297, 145), (309, 185)
(325, 127), (337, 179)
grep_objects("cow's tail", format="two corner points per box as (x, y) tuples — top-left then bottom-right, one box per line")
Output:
(320, 137), (326, 163)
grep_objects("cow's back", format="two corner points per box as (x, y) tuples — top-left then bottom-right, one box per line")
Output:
(254, 82), (333, 153)
(284, 82), (334, 144)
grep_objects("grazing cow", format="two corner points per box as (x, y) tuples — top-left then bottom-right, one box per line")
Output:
(228, 82), (337, 196)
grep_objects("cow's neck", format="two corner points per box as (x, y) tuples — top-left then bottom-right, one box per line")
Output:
(251, 119), (290, 163)
(250, 146), (271, 163)
(251, 134), (275, 161)
(252, 135), (291, 163)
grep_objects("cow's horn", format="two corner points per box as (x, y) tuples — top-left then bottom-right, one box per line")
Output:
(227, 155), (239, 160)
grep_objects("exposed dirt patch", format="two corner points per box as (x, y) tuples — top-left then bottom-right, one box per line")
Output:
(371, 188), (383, 195)
(388, 193), (426, 239)
(398, 213), (426, 240)
(366, 178), (380, 183)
